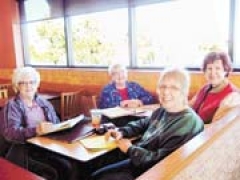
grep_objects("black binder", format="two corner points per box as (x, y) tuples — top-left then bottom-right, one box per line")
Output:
(46, 118), (94, 143)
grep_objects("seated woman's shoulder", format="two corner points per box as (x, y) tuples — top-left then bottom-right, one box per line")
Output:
(220, 91), (240, 108)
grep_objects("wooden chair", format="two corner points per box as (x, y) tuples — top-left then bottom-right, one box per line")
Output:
(60, 91), (81, 121)
(0, 84), (14, 97)
(79, 93), (98, 117)
(0, 89), (8, 99)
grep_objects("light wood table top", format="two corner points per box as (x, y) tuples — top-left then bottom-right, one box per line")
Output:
(28, 135), (115, 162)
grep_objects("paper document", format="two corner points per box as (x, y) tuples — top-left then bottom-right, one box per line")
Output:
(80, 135), (117, 150)
(100, 104), (160, 119)
(100, 107), (134, 119)
(42, 114), (84, 135)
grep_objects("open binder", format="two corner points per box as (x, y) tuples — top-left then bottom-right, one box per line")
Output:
(41, 115), (85, 135)
(44, 115), (95, 143)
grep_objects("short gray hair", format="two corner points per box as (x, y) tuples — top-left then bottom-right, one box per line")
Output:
(12, 67), (40, 93)
(108, 63), (127, 76)
(158, 67), (190, 96)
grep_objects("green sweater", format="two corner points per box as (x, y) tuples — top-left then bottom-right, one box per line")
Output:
(119, 107), (204, 169)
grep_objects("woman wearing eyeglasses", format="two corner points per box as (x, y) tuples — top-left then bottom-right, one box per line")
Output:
(87, 67), (204, 180)
(0, 67), (74, 180)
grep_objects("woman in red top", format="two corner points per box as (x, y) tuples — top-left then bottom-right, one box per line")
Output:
(190, 51), (239, 124)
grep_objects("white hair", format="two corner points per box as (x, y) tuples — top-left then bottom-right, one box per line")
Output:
(158, 67), (190, 96)
(12, 67), (40, 93)
(108, 63), (128, 77)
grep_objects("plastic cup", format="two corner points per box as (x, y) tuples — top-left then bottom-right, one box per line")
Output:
(90, 109), (102, 129)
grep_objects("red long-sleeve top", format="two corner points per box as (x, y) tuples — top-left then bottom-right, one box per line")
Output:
(192, 83), (236, 123)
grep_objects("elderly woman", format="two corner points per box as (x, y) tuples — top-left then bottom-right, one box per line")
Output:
(98, 64), (154, 109)
(1, 67), (73, 180)
(190, 51), (240, 124)
(88, 67), (204, 180)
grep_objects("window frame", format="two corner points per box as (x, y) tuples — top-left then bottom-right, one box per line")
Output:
(19, 0), (240, 71)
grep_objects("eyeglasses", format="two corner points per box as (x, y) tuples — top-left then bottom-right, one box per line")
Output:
(18, 80), (37, 86)
(158, 85), (181, 92)
(111, 71), (126, 77)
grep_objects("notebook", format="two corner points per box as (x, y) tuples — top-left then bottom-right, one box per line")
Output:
(45, 118), (94, 143)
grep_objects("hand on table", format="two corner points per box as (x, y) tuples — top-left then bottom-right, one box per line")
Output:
(120, 99), (143, 108)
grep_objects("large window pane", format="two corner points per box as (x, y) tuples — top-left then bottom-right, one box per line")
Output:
(70, 8), (129, 66)
(24, 19), (67, 66)
(234, 0), (240, 66)
(135, 0), (229, 68)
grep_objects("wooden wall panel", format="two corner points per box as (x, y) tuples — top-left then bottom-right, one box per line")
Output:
(2, 68), (240, 97)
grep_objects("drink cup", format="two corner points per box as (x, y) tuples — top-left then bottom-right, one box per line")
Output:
(90, 109), (102, 129)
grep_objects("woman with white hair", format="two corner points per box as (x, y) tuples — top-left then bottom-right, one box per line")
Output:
(1, 67), (73, 180)
(88, 67), (204, 180)
(98, 64), (154, 109)
(4, 67), (59, 139)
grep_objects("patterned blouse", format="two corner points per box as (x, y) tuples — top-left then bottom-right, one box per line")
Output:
(98, 81), (154, 109)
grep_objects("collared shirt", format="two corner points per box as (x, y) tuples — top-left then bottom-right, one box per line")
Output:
(24, 101), (47, 128)
(1, 93), (60, 143)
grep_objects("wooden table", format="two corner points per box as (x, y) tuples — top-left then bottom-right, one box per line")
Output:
(13, 103), (158, 163)
(27, 135), (114, 162)
(0, 158), (45, 180)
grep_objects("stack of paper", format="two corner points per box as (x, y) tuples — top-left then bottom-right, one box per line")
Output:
(100, 104), (160, 119)
(100, 107), (133, 119)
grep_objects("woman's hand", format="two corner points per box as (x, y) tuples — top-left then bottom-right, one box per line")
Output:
(105, 128), (122, 141)
(120, 99), (143, 108)
(105, 129), (132, 153)
(116, 138), (132, 153)
(36, 122), (54, 135)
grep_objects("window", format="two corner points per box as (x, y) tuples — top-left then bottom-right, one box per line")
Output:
(70, 9), (129, 66)
(135, 0), (229, 67)
(24, 19), (67, 66)
(20, 0), (238, 69)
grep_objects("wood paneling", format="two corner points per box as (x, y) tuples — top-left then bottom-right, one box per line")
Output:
(1, 68), (240, 98)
